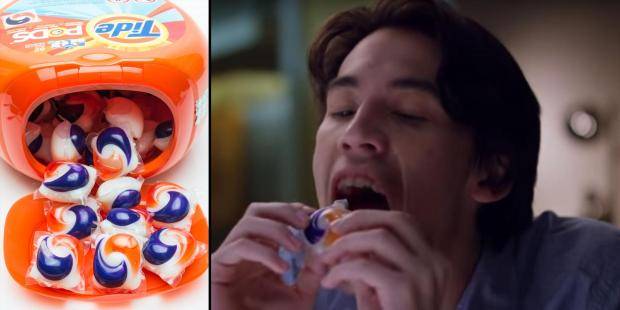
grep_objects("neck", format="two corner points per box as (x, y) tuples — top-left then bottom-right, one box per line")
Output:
(435, 212), (481, 307)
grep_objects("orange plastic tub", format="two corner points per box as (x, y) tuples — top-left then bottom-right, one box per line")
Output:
(0, 0), (209, 301)
(0, 0), (208, 180)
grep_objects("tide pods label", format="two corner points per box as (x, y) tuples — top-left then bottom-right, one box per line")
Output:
(0, 0), (186, 54)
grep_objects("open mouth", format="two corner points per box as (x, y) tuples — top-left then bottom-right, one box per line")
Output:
(333, 177), (390, 211)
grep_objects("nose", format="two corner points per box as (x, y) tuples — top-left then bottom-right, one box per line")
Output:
(339, 107), (387, 159)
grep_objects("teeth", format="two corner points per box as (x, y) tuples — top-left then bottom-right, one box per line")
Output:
(371, 185), (381, 194)
(353, 178), (367, 188)
(337, 177), (377, 192)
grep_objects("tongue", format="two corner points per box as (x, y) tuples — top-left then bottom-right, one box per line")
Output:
(339, 187), (389, 211)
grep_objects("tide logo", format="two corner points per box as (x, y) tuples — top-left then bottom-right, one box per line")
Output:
(2, 10), (40, 30)
(86, 14), (168, 49)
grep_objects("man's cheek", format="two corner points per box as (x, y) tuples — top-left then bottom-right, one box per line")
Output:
(312, 147), (327, 205)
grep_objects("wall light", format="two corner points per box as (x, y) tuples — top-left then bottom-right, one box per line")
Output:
(567, 108), (600, 140)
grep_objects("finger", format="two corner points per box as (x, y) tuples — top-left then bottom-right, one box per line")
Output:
(321, 258), (413, 310)
(213, 238), (289, 277)
(290, 202), (317, 214)
(330, 210), (429, 254)
(296, 263), (325, 296)
(322, 258), (396, 289)
(225, 216), (303, 251)
(321, 228), (415, 273)
(245, 202), (315, 229)
(353, 282), (381, 310)
(303, 248), (328, 275)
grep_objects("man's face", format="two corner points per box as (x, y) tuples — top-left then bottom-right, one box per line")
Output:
(312, 28), (479, 244)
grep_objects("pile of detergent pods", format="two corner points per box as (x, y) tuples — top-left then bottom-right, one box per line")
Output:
(24, 90), (206, 295)
(25, 90), (174, 167)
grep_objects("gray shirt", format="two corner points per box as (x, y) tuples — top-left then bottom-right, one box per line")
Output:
(314, 211), (620, 309)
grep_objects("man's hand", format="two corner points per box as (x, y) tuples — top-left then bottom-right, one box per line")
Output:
(212, 202), (324, 310)
(319, 210), (456, 310)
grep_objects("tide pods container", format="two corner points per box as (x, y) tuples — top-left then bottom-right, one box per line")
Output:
(0, 0), (208, 180)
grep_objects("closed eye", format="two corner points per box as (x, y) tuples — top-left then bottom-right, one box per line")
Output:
(392, 111), (427, 122)
(331, 110), (355, 119)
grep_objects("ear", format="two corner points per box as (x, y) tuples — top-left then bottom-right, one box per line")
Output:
(468, 154), (513, 204)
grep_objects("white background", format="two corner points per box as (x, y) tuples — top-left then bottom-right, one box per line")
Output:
(0, 1), (209, 309)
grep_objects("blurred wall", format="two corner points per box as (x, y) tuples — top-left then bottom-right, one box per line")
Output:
(211, 0), (373, 249)
(459, 0), (620, 223)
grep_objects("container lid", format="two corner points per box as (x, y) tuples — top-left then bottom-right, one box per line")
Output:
(0, 0), (189, 60)
(4, 193), (209, 301)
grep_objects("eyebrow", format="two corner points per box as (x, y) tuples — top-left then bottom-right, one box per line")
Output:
(390, 77), (439, 97)
(328, 75), (358, 90)
(327, 75), (439, 97)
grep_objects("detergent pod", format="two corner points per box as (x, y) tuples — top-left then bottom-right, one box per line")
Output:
(304, 199), (350, 250)
(143, 182), (197, 232)
(96, 176), (144, 213)
(26, 123), (43, 154)
(45, 198), (101, 241)
(91, 233), (146, 294)
(83, 148), (94, 166)
(278, 199), (349, 286)
(37, 162), (98, 204)
(28, 99), (56, 123)
(91, 127), (141, 181)
(51, 121), (87, 163)
(56, 92), (104, 133)
(104, 97), (145, 139)
(100, 208), (150, 239)
(83, 132), (98, 166)
(26, 123), (54, 164)
(37, 123), (55, 164)
(142, 228), (207, 286)
(137, 121), (157, 157)
(26, 232), (86, 293)
(153, 120), (173, 152)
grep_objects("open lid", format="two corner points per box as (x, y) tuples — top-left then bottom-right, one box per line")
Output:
(0, 0), (199, 63)
(4, 193), (209, 301)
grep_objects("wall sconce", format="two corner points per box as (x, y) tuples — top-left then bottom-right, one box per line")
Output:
(566, 108), (600, 141)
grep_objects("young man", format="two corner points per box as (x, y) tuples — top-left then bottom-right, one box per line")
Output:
(212, 1), (620, 309)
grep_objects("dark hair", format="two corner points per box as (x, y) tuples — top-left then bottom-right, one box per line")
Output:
(308, 0), (541, 250)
